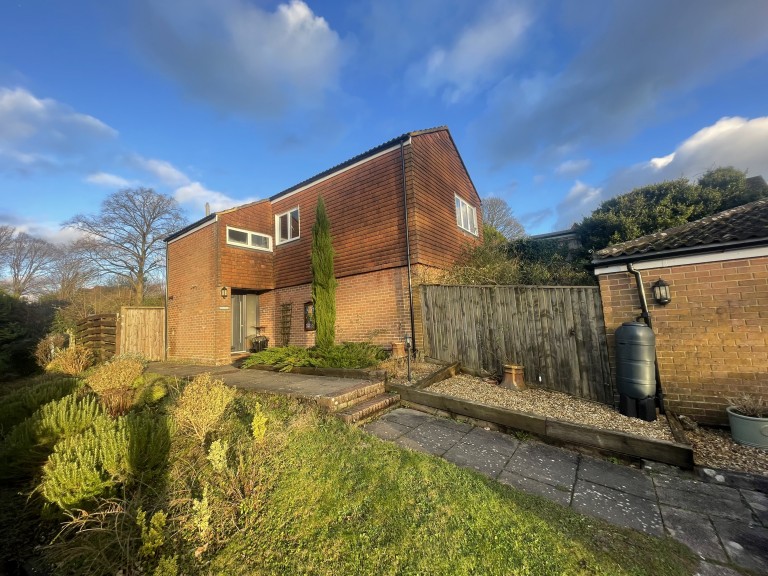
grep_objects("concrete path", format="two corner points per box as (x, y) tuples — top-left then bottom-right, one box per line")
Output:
(365, 408), (768, 576)
(147, 362), (367, 401)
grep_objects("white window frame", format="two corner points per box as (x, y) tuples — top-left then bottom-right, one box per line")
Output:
(225, 226), (272, 252)
(275, 207), (300, 245)
(455, 195), (478, 236)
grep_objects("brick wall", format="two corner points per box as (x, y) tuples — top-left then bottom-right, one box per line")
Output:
(166, 223), (231, 364)
(598, 256), (768, 424)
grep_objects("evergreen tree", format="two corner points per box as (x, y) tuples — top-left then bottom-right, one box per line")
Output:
(311, 198), (337, 348)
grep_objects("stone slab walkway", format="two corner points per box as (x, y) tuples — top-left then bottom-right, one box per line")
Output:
(365, 408), (768, 575)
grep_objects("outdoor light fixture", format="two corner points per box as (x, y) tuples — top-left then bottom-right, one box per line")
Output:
(651, 278), (671, 305)
(220, 287), (228, 299)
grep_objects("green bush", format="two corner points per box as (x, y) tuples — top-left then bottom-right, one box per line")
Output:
(126, 412), (172, 482)
(0, 393), (103, 479)
(0, 375), (80, 435)
(173, 373), (236, 443)
(46, 344), (94, 376)
(40, 415), (129, 510)
(242, 343), (386, 371)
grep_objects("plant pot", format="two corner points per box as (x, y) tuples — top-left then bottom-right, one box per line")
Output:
(500, 364), (525, 391)
(391, 342), (405, 359)
(726, 406), (768, 450)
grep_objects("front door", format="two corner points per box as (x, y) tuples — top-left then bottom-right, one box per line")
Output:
(231, 294), (246, 352)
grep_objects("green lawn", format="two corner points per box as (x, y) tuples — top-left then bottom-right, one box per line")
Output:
(0, 372), (696, 575)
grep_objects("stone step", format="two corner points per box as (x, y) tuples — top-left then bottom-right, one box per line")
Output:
(336, 393), (401, 425)
(315, 380), (386, 412)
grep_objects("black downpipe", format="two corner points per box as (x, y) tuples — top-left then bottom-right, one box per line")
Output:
(627, 263), (666, 414)
(400, 141), (416, 373)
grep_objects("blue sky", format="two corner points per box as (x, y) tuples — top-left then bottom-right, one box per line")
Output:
(2, 0), (768, 241)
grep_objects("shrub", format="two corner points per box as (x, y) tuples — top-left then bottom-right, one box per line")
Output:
(173, 373), (236, 443)
(46, 345), (93, 376)
(242, 343), (386, 371)
(40, 415), (129, 511)
(0, 375), (80, 435)
(34, 333), (68, 369)
(85, 355), (146, 416)
(0, 393), (103, 480)
(125, 412), (172, 482)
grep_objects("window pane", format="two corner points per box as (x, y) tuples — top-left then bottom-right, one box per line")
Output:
(290, 209), (300, 239)
(470, 207), (477, 234)
(251, 234), (269, 249)
(455, 197), (461, 226)
(279, 214), (288, 241)
(228, 229), (248, 244)
(462, 203), (469, 229)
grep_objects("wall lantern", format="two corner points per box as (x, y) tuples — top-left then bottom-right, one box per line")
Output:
(220, 287), (228, 299)
(651, 278), (671, 305)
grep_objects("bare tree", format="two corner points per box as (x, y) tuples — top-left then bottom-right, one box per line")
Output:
(482, 197), (525, 240)
(64, 188), (186, 304)
(6, 232), (58, 297)
(49, 240), (97, 300)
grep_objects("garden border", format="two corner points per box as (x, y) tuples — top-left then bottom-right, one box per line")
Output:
(386, 367), (694, 469)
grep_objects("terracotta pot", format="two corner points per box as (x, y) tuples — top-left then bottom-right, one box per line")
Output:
(500, 364), (525, 390)
(391, 342), (406, 358)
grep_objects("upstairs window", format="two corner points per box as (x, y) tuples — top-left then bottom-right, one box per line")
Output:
(455, 195), (478, 236)
(276, 207), (300, 244)
(226, 226), (272, 251)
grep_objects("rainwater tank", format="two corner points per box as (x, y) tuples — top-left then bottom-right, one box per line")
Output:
(615, 321), (656, 399)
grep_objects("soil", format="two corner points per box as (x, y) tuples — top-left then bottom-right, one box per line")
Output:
(427, 374), (768, 477)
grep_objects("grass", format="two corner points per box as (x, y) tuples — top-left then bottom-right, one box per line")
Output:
(0, 372), (697, 575)
(210, 398), (696, 576)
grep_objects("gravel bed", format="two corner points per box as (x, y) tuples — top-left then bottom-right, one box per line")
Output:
(428, 375), (768, 477)
(685, 426), (768, 476)
(430, 375), (675, 442)
(380, 359), (444, 385)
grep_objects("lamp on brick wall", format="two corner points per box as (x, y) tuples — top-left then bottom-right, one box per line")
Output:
(651, 278), (671, 305)
(220, 287), (228, 299)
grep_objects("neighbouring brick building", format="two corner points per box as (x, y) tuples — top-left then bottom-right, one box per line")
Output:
(592, 198), (768, 425)
(165, 127), (482, 365)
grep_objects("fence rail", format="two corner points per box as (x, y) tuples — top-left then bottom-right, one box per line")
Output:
(420, 284), (614, 404)
(75, 314), (117, 362)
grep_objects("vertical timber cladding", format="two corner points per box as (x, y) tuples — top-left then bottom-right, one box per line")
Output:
(420, 285), (614, 404)
(119, 306), (166, 361)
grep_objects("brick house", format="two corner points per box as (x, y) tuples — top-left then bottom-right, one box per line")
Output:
(592, 198), (768, 425)
(164, 127), (482, 365)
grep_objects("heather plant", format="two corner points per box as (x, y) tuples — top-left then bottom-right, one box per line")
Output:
(242, 342), (386, 371)
(0, 393), (103, 479)
(46, 344), (93, 376)
(39, 415), (129, 510)
(173, 373), (236, 443)
(126, 412), (172, 482)
(0, 375), (79, 434)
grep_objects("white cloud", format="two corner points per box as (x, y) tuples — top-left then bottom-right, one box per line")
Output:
(0, 87), (117, 173)
(554, 116), (768, 228)
(86, 172), (132, 188)
(138, 0), (346, 117)
(174, 182), (255, 214)
(415, 2), (531, 102)
(555, 159), (591, 177)
(129, 155), (190, 187)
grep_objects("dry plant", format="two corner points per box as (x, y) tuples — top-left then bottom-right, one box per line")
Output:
(85, 356), (146, 416)
(46, 345), (94, 376)
(35, 333), (68, 369)
(728, 393), (767, 418)
(173, 373), (236, 443)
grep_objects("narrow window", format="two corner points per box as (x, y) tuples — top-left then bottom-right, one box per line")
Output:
(276, 207), (300, 244)
(454, 195), (478, 236)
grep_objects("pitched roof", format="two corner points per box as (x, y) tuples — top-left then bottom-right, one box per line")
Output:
(592, 198), (768, 264)
(166, 126), (462, 242)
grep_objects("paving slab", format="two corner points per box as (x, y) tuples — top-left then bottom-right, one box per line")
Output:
(378, 408), (434, 429)
(394, 421), (466, 457)
(572, 480), (664, 536)
(653, 484), (754, 522)
(578, 456), (656, 500)
(504, 442), (579, 489)
(711, 517), (768, 574)
(497, 470), (572, 506)
(693, 561), (744, 576)
(443, 440), (510, 478)
(660, 506), (727, 562)
(653, 474), (743, 503)
(461, 427), (520, 459)
(741, 490), (768, 528)
(362, 420), (411, 441)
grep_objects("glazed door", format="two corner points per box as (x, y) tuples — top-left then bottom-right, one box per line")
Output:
(231, 294), (246, 352)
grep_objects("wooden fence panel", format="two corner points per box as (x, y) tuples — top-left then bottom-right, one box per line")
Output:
(75, 314), (117, 362)
(420, 285), (614, 405)
(119, 307), (165, 361)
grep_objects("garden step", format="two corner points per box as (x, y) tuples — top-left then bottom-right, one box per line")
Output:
(336, 393), (401, 425)
(315, 381), (386, 412)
